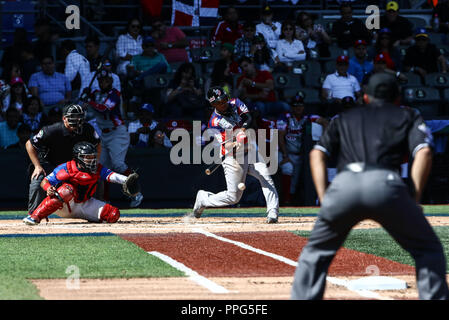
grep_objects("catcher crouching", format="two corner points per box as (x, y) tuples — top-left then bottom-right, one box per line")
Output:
(23, 141), (140, 225)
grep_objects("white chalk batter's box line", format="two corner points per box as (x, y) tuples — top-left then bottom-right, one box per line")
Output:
(147, 228), (393, 300)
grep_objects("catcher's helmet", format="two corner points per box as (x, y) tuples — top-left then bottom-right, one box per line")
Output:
(73, 141), (97, 173)
(207, 86), (230, 114)
(63, 104), (85, 134)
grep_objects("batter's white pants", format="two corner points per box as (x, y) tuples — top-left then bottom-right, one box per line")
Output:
(200, 154), (279, 216)
(54, 198), (106, 222)
(100, 125), (130, 174)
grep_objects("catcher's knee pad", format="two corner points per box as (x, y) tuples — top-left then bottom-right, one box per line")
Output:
(56, 183), (75, 203)
(100, 204), (120, 223)
(31, 196), (64, 222)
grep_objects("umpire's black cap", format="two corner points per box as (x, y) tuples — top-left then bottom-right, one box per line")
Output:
(365, 73), (400, 103)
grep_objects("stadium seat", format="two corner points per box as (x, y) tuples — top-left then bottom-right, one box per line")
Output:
(283, 88), (321, 105)
(438, 45), (449, 57)
(303, 72), (327, 89)
(429, 32), (445, 45)
(292, 60), (322, 75)
(399, 72), (423, 87)
(328, 46), (350, 60)
(425, 73), (449, 89)
(272, 73), (302, 89)
(189, 46), (221, 63)
(144, 73), (174, 89)
(407, 17), (427, 30)
(323, 60), (337, 74)
(403, 86), (441, 118)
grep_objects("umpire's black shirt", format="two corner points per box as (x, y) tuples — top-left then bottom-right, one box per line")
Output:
(30, 122), (100, 169)
(315, 103), (433, 172)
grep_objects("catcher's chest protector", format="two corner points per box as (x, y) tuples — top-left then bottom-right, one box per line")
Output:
(64, 161), (101, 202)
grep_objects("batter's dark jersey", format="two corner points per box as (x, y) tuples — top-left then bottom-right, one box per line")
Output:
(315, 103), (433, 172)
(30, 122), (100, 169)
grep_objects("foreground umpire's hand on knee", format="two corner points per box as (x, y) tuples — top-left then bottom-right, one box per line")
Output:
(32, 166), (46, 180)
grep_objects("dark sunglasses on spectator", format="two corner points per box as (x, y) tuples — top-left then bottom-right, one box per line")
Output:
(153, 24), (162, 29)
(130, 24), (141, 29)
(284, 27), (294, 31)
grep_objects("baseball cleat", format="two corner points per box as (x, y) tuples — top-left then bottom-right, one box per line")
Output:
(192, 190), (206, 218)
(23, 216), (39, 226)
(130, 192), (143, 208)
(266, 212), (279, 224)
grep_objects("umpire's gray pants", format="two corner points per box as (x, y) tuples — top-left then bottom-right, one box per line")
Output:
(291, 169), (449, 300)
(28, 173), (46, 214)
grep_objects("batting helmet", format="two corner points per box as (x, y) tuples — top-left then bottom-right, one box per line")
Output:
(63, 104), (85, 134)
(73, 141), (98, 173)
(207, 86), (230, 114)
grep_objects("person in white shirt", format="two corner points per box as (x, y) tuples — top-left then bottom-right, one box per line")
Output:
(275, 20), (306, 71)
(321, 55), (363, 106)
(61, 39), (91, 97)
(256, 6), (282, 57)
(116, 18), (144, 76)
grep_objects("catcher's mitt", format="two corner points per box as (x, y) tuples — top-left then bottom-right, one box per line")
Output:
(122, 173), (141, 197)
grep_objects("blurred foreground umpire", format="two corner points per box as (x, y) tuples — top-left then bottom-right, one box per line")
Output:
(25, 104), (100, 215)
(291, 73), (449, 300)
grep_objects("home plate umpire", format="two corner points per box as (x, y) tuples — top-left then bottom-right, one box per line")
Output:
(290, 73), (449, 300)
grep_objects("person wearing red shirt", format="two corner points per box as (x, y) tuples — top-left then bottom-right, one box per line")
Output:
(236, 56), (289, 117)
(150, 18), (189, 63)
(211, 6), (243, 46)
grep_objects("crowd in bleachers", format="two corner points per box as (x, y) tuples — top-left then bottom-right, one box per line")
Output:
(1, 1), (449, 205)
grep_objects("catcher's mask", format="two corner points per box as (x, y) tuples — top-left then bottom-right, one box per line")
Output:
(73, 142), (97, 173)
(207, 86), (230, 115)
(63, 104), (85, 134)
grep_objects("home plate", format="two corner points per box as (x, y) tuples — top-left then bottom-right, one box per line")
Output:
(347, 276), (407, 291)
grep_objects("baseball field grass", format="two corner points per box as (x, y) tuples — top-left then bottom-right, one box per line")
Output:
(1, 205), (449, 300)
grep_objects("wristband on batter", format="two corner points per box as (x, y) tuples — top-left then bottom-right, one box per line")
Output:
(240, 112), (252, 129)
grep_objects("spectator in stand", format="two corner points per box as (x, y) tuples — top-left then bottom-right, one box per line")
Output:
(28, 56), (72, 111)
(433, 0), (449, 42)
(165, 62), (206, 118)
(8, 123), (32, 150)
(362, 53), (408, 90)
(256, 5), (282, 57)
(379, 1), (413, 47)
(19, 46), (40, 84)
(61, 39), (91, 96)
(127, 36), (171, 87)
(295, 11), (331, 58)
(331, 2), (371, 49)
(0, 107), (21, 149)
(128, 103), (171, 148)
(321, 55), (363, 108)
(32, 18), (58, 62)
(116, 18), (144, 77)
(1, 63), (24, 88)
(0, 28), (29, 72)
(277, 95), (328, 205)
(234, 21), (260, 61)
(85, 35), (102, 72)
(348, 40), (374, 84)
(21, 96), (48, 135)
(150, 18), (189, 64)
(2, 77), (29, 115)
(236, 56), (290, 117)
(253, 33), (275, 71)
(275, 20), (307, 72)
(46, 106), (63, 125)
(210, 43), (240, 95)
(403, 28), (448, 77)
(91, 59), (121, 92)
(368, 28), (402, 71)
(211, 6), (244, 46)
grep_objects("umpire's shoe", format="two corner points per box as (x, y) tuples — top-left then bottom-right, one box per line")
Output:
(192, 190), (207, 218)
(23, 215), (39, 226)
